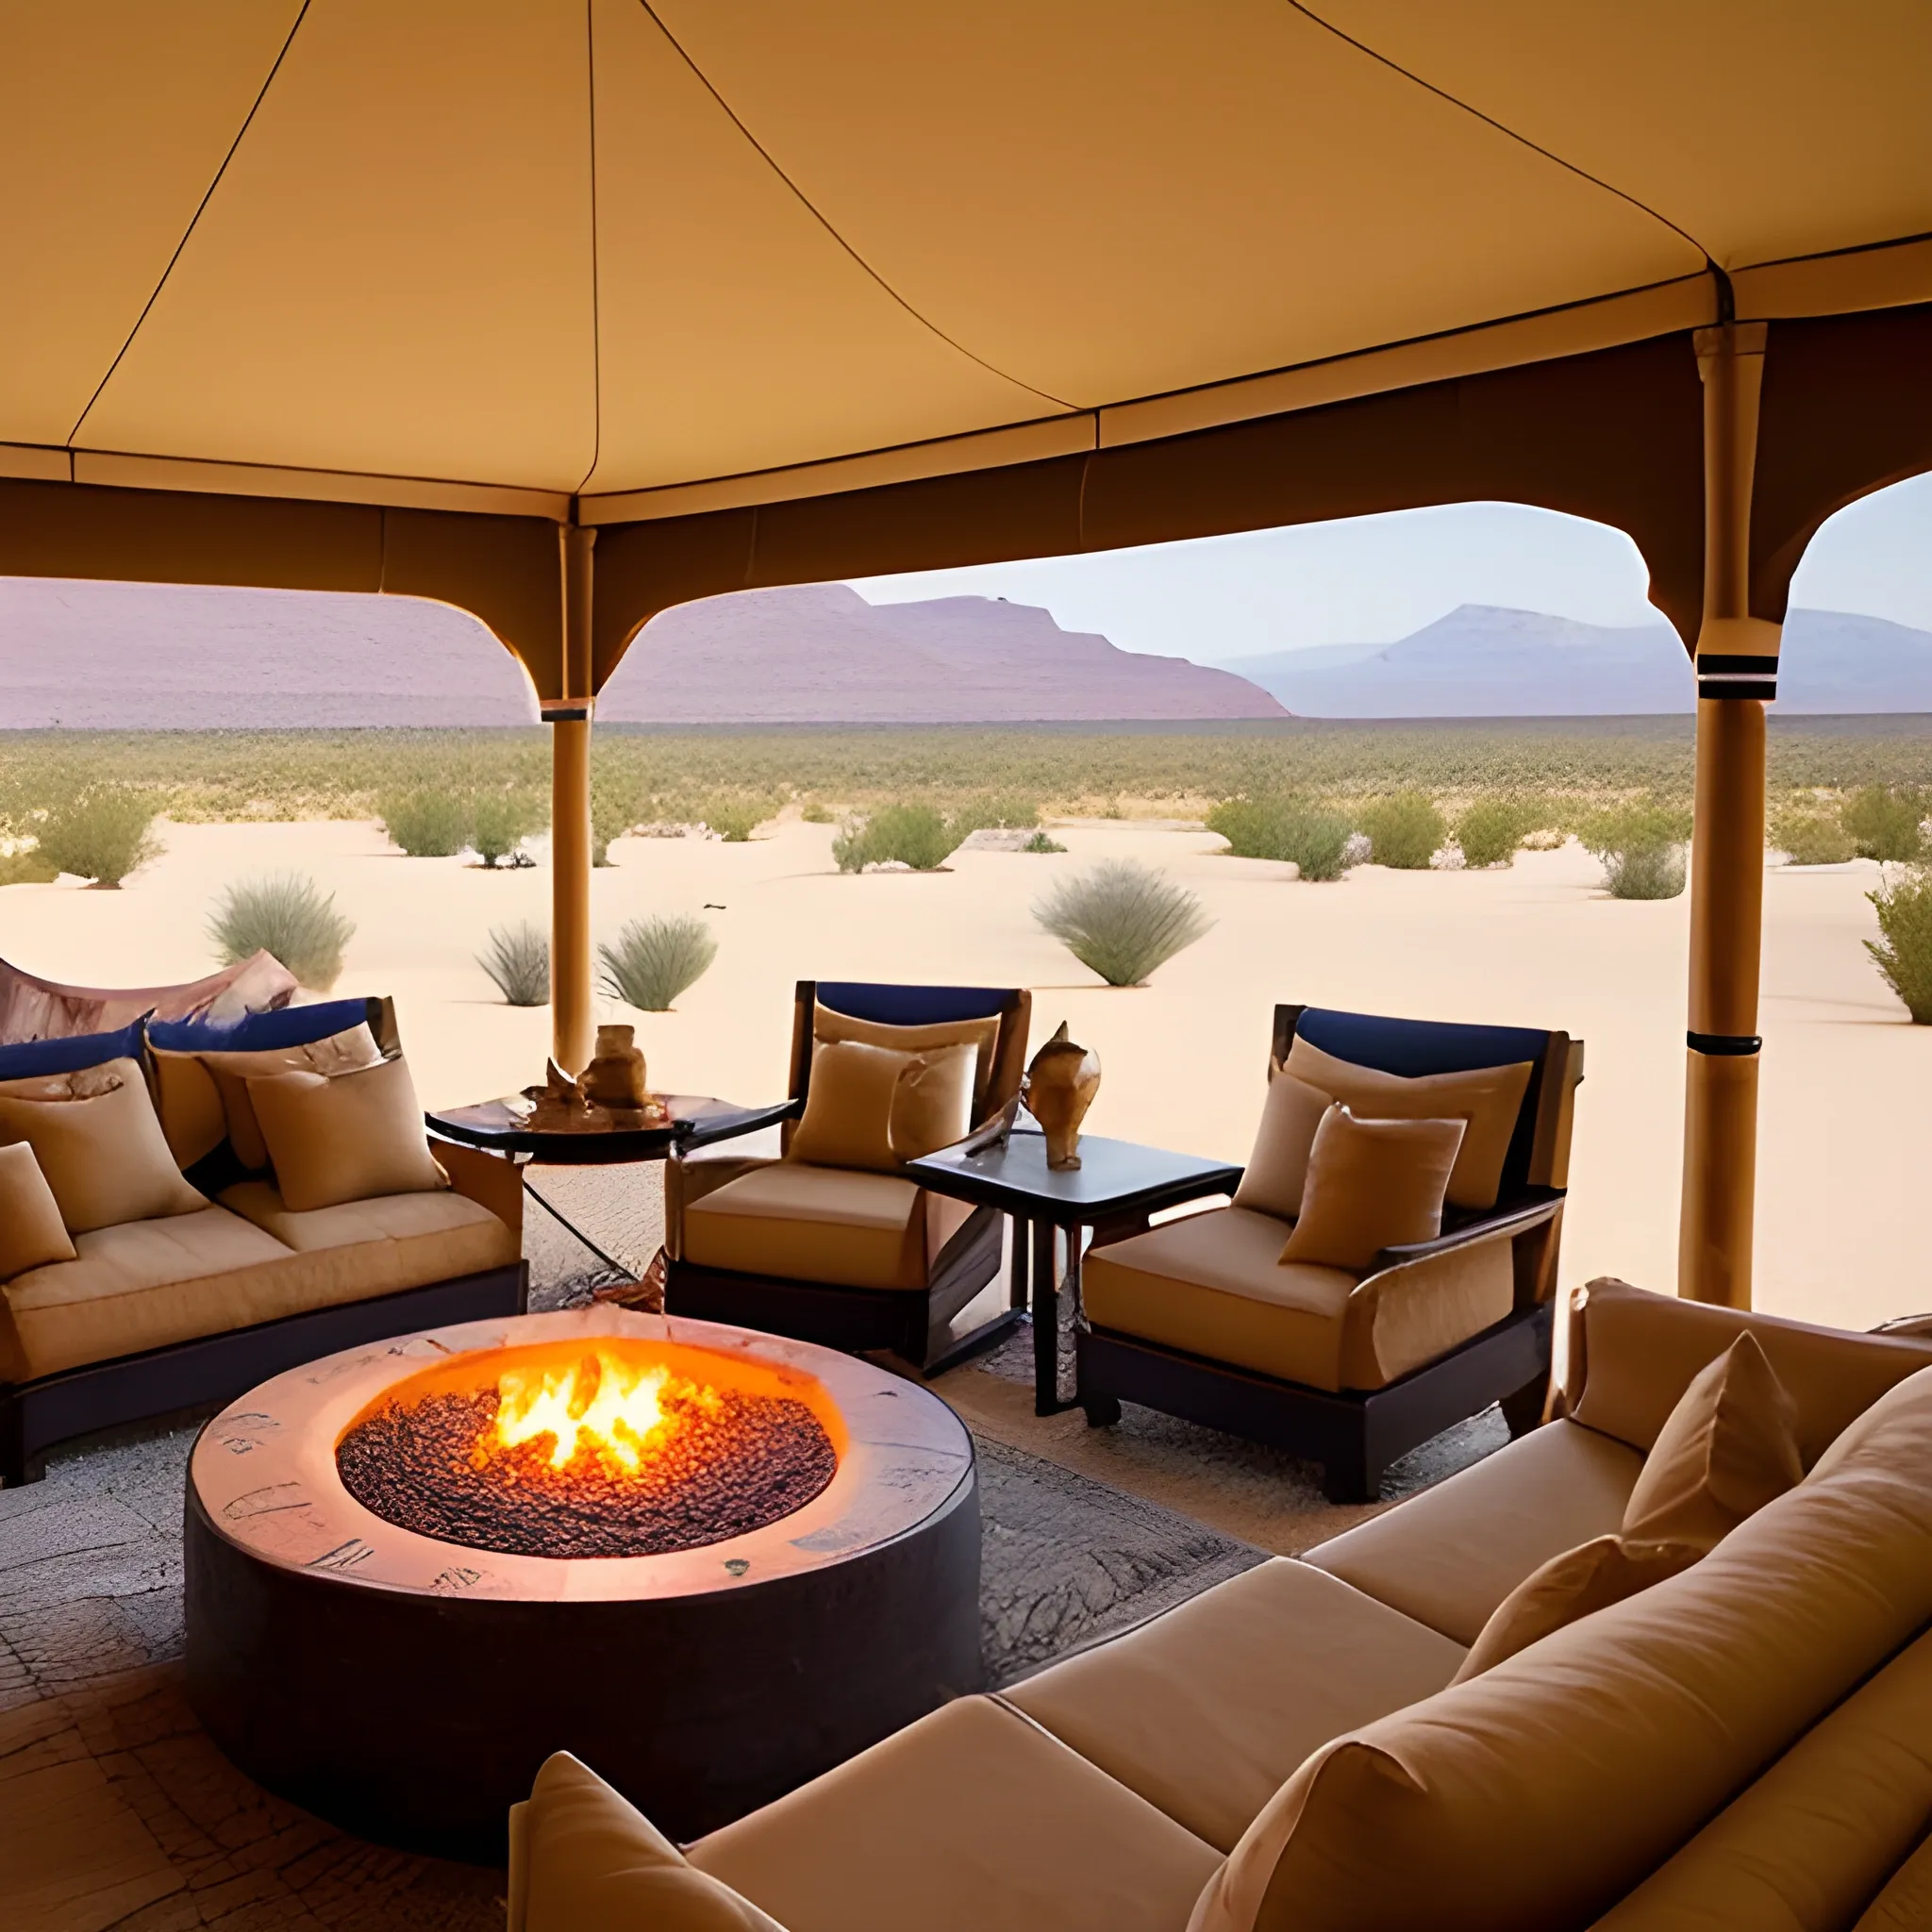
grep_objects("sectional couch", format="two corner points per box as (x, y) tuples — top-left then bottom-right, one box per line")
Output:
(508, 1277), (1932, 1931)
(0, 996), (525, 1484)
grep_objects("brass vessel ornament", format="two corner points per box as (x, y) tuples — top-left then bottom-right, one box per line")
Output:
(1022, 1022), (1102, 1170)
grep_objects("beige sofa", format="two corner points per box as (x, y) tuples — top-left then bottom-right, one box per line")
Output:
(509, 1278), (1932, 1931)
(0, 1005), (525, 1484)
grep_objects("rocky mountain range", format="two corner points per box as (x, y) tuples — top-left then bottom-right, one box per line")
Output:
(1218, 605), (1932, 716)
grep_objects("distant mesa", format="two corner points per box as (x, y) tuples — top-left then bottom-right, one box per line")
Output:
(599, 585), (1289, 724)
(1214, 604), (1932, 717)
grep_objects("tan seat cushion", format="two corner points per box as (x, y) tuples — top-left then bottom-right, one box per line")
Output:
(1452, 1535), (1703, 1682)
(689, 1695), (1220, 1932)
(0, 1142), (76, 1280)
(246, 1056), (445, 1211)
(1591, 1626), (1932, 1932)
(813, 1004), (1003, 1121)
(1854, 1832), (1932, 1932)
(1231, 1074), (1330, 1223)
(1304, 1418), (1645, 1643)
(1283, 1036), (1533, 1211)
(1278, 1106), (1463, 1271)
(1083, 1207), (1359, 1391)
(1568, 1276), (1932, 1465)
(220, 1179), (517, 1274)
(1196, 1365), (1932, 1932)
(1620, 1332), (1803, 1550)
(682, 1164), (932, 1291)
(169, 1021), (383, 1170)
(0, 1058), (207, 1234)
(512, 1752), (785, 1932)
(0, 1190), (516, 1383)
(1004, 1557), (1465, 1853)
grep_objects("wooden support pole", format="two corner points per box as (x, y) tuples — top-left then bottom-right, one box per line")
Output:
(1678, 324), (1780, 1307)
(548, 525), (596, 1074)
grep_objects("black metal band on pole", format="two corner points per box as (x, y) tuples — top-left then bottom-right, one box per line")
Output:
(1694, 652), (1778, 700)
(1686, 1030), (1762, 1056)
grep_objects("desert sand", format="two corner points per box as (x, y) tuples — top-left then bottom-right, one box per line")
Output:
(3, 816), (1924, 1332)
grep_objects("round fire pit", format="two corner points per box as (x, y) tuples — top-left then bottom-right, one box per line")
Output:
(185, 1310), (978, 1861)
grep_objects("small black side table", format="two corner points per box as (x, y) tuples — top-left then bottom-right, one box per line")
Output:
(906, 1127), (1242, 1415)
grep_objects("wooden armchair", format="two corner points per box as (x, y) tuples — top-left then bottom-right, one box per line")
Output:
(663, 980), (1030, 1374)
(1076, 1004), (1584, 1501)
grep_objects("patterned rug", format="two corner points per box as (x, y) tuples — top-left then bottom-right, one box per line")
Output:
(0, 1403), (1259, 1931)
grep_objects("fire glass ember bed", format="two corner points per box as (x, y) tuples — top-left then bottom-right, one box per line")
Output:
(184, 1309), (979, 1861)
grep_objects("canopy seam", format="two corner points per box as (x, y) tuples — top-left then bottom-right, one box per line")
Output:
(635, 1), (1075, 413)
(66, 0), (314, 450)
(1287, 2), (1715, 270)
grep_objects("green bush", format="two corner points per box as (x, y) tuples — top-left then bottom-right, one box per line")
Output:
(471, 790), (539, 868)
(379, 790), (470, 857)
(1022, 831), (1067, 853)
(1206, 796), (1353, 880)
(1841, 786), (1927, 862)
(1580, 802), (1692, 900)
(699, 797), (769, 842)
(1867, 868), (1932, 1023)
(950, 793), (1041, 835)
(1033, 860), (1213, 987)
(208, 874), (355, 990)
(0, 844), (58, 887)
(36, 788), (160, 888)
(478, 921), (550, 1006)
(800, 799), (836, 824)
(1454, 797), (1540, 869)
(832, 803), (956, 873)
(599, 914), (718, 1011)
(1357, 792), (1447, 870)
(1772, 806), (1856, 867)
(591, 780), (635, 867)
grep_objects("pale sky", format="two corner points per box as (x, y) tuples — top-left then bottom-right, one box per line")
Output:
(850, 471), (1932, 661)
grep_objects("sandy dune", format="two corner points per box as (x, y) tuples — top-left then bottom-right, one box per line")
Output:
(4, 817), (1924, 1332)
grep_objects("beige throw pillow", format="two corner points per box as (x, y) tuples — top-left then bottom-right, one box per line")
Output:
(192, 1023), (383, 1170)
(813, 1007), (1003, 1121)
(0, 1141), (78, 1277)
(1278, 1105), (1464, 1272)
(1452, 1535), (1704, 1682)
(788, 1039), (974, 1173)
(1283, 1036), (1534, 1211)
(0, 1059), (207, 1234)
(1622, 1332), (1804, 1551)
(1232, 1073), (1331, 1223)
(246, 1055), (444, 1212)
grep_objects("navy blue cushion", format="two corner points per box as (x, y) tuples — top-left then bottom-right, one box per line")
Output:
(815, 982), (1013, 1026)
(149, 997), (372, 1056)
(0, 1016), (148, 1080)
(1294, 1008), (1549, 1079)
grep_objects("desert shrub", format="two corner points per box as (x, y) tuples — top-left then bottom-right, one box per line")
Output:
(1208, 795), (1354, 881)
(208, 874), (355, 990)
(1033, 860), (1213, 987)
(1771, 806), (1856, 867)
(950, 793), (1041, 835)
(1455, 797), (1540, 869)
(379, 789), (470, 858)
(591, 779), (636, 867)
(36, 788), (160, 888)
(1357, 791), (1447, 870)
(599, 914), (718, 1011)
(1867, 868), (1932, 1023)
(800, 799), (835, 824)
(832, 803), (956, 873)
(1841, 786), (1927, 862)
(0, 844), (58, 887)
(1580, 802), (1691, 900)
(478, 921), (550, 1006)
(699, 796), (770, 842)
(1023, 831), (1067, 853)
(470, 790), (540, 868)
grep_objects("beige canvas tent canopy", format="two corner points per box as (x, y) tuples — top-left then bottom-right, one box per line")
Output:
(6, 2), (1932, 1307)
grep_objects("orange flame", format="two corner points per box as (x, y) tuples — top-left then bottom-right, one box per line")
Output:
(488, 1347), (720, 1474)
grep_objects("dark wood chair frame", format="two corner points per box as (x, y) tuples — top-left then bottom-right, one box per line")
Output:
(665, 980), (1032, 1375)
(2, 1261), (527, 1487)
(1076, 1003), (1585, 1503)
